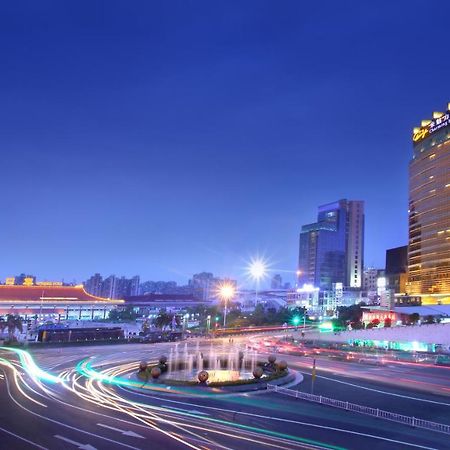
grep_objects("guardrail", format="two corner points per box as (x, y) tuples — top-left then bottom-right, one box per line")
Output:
(267, 384), (450, 435)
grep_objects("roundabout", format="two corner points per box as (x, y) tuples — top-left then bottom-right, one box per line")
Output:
(0, 337), (446, 450)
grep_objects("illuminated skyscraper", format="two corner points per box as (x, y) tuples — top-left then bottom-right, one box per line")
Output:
(298, 199), (364, 289)
(407, 103), (450, 304)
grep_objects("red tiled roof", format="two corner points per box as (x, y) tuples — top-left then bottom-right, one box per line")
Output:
(0, 285), (121, 302)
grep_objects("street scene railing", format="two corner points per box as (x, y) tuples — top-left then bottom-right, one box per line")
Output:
(267, 384), (450, 435)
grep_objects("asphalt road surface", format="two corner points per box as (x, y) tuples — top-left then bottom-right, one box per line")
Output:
(0, 337), (448, 450)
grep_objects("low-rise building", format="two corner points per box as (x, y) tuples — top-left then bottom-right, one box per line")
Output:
(0, 284), (123, 321)
(123, 293), (208, 315)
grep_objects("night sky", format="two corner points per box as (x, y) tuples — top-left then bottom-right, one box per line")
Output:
(1, 1), (449, 286)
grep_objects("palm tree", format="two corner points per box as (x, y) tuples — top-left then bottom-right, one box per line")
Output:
(0, 317), (5, 337)
(6, 314), (23, 341)
(154, 313), (169, 330)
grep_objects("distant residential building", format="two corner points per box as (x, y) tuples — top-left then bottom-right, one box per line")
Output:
(189, 272), (216, 301)
(101, 275), (117, 299)
(271, 274), (283, 289)
(84, 273), (103, 297)
(298, 199), (364, 290)
(188, 272), (237, 301)
(140, 280), (180, 294)
(84, 274), (140, 299)
(130, 275), (140, 296)
(407, 103), (450, 304)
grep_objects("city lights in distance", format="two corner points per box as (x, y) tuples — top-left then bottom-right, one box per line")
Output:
(296, 283), (319, 293)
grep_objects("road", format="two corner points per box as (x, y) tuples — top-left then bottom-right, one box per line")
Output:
(0, 337), (448, 450)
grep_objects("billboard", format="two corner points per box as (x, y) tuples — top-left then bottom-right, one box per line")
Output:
(413, 110), (450, 144)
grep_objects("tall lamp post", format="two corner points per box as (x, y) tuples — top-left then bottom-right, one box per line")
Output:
(248, 259), (267, 305)
(218, 283), (235, 328)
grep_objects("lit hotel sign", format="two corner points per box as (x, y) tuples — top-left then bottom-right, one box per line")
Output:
(413, 111), (450, 143)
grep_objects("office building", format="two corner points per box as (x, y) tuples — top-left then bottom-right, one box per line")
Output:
(407, 103), (450, 304)
(363, 268), (379, 293)
(385, 246), (408, 294)
(298, 199), (364, 290)
(363, 267), (383, 302)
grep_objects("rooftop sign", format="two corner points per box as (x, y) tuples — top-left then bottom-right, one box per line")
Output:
(36, 281), (63, 286)
(413, 108), (450, 144)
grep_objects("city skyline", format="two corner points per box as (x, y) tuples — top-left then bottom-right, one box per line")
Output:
(1, 2), (448, 284)
(0, 4), (448, 450)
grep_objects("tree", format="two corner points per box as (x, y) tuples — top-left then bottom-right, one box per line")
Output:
(337, 303), (366, 327)
(350, 321), (364, 330)
(409, 313), (420, 325)
(154, 313), (171, 330)
(424, 315), (435, 325)
(251, 304), (266, 326)
(154, 312), (180, 330)
(384, 317), (392, 328)
(6, 314), (23, 341)
(141, 319), (150, 335)
(371, 318), (380, 328)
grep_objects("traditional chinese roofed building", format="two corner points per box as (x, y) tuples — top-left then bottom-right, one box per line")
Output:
(0, 284), (123, 320)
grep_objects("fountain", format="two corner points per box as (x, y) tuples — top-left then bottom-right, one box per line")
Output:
(159, 343), (279, 384)
(138, 342), (289, 389)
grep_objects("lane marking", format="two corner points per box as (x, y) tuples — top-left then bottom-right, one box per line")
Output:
(3, 373), (142, 450)
(299, 371), (450, 406)
(0, 425), (48, 449)
(161, 406), (210, 416)
(97, 423), (145, 439)
(54, 434), (97, 450)
(125, 391), (439, 449)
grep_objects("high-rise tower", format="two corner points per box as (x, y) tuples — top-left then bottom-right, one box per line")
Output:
(298, 199), (364, 289)
(407, 103), (450, 304)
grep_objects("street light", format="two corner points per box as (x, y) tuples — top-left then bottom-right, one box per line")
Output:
(217, 282), (235, 328)
(249, 260), (267, 281)
(248, 258), (267, 305)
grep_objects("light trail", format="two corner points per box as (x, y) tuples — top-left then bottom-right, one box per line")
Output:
(0, 345), (446, 450)
(0, 348), (322, 449)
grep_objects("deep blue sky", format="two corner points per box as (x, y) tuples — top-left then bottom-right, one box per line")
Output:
(1, 1), (449, 286)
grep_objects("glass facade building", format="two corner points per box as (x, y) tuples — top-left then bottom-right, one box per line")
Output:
(407, 104), (450, 304)
(298, 199), (364, 289)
